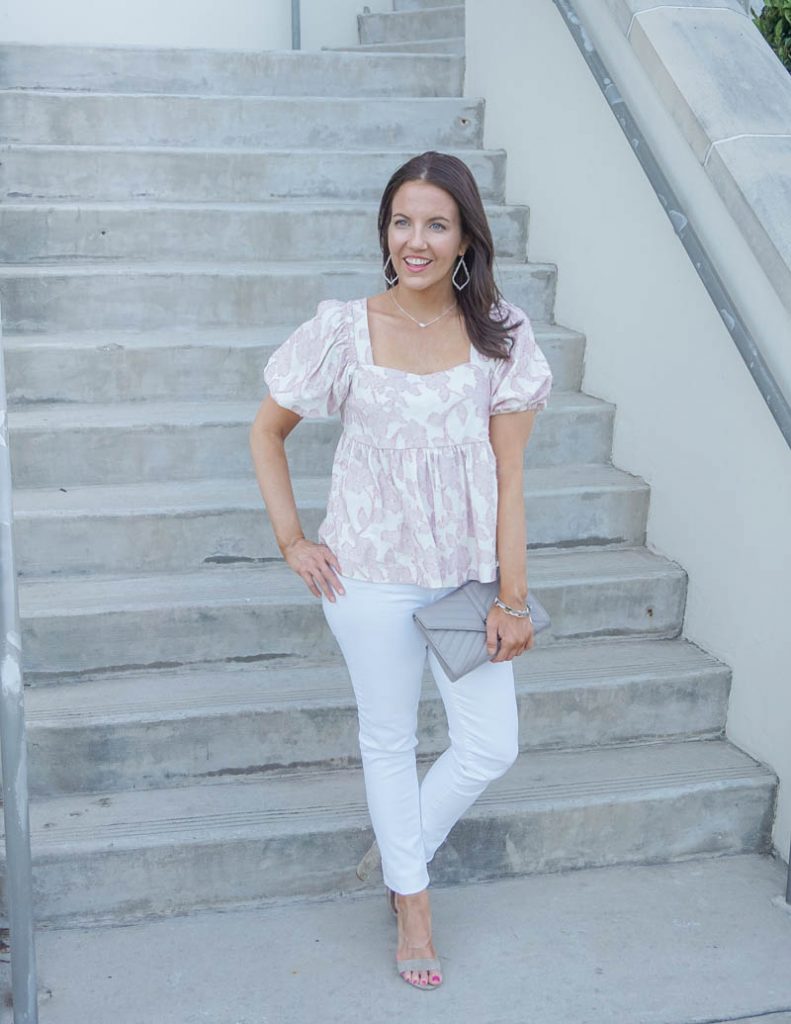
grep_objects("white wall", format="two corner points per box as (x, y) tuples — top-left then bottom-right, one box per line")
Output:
(466, 0), (791, 862)
(0, 0), (391, 50)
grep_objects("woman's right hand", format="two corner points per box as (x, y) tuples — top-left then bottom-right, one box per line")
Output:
(282, 538), (346, 601)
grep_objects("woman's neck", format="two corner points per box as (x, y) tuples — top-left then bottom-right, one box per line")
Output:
(391, 284), (457, 318)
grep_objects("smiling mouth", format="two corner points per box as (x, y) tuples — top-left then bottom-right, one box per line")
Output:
(403, 257), (432, 267)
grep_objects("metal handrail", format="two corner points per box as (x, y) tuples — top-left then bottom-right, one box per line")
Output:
(552, 0), (791, 902)
(291, 0), (301, 49)
(0, 309), (39, 1022)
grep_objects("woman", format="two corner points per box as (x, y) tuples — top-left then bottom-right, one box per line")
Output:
(249, 151), (552, 990)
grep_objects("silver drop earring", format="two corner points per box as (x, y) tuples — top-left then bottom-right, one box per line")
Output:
(452, 253), (471, 291)
(383, 254), (398, 287)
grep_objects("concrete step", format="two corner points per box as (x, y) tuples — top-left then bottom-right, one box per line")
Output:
(0, 91), (483, 149)
(359, 7), (464, 45)
(0, 44), (464, 97)
(2, 321), (583, 403)
(0, 258), (556, 332)
(23, 637), (729, 796)
(17, 546), (687, 677)
(0, 199), (529, 263)
(26, 855), (791, 1024)
(7, 391), (610, 488)
(12, 464), (649, 576)
(7, 737), (774, 923)
(0, 144), (507, 203)
(395, 0), (463, 9)
(328, 38), (464, 55)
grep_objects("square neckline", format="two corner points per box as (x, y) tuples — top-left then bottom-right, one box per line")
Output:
(357, 297), (478, 379)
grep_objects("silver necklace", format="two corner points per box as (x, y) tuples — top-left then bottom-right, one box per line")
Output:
(389, 290), (458, 329)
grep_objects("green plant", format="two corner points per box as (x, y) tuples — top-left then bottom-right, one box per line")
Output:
(752, 0), (791, 72)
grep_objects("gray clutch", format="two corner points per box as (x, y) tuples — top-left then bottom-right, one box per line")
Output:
(413, 575), (551, 682)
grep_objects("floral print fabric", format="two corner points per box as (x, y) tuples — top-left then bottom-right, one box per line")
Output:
(263, 296), (552, 587)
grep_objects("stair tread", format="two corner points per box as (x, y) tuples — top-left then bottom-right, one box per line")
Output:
(2, 320), (582, 350)
(17, 545), (684, 616)
(0, 87), (475, 101)
(7, 389), (604, 430)
(15, 737), (773, 852)
(0, 256), (547, 275)
(1, 198), (524, 212)
(0, 40), (463, 62)
(12, 463), (646, 517)
(0, 142), (501, 157)
(24, 636), (726, 725)
(363, 4), (466, 15)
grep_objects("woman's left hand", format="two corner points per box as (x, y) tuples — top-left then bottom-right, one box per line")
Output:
(485, 604), (535, 663)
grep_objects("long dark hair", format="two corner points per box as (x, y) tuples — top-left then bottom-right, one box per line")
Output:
(377, 150), (523, 360)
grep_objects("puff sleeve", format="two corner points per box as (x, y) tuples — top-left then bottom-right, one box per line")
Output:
(489, 304), (553, 415)
(263, 299), (355, 418)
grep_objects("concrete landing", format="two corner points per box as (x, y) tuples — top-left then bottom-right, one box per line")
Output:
(17, 852), (791, 1024)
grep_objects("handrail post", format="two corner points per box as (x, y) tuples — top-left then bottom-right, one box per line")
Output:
(786, 833), (791, 905)
(0, 310), (39, 1023)
(291, 0), (301, 49)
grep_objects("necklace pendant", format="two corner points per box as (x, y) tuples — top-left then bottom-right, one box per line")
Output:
(418, 321), (428, 329)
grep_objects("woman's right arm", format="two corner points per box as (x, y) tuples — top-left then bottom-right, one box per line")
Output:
(249, 395), (345, 601)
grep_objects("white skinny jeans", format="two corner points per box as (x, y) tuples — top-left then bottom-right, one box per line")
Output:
(321, 572), (520, 895)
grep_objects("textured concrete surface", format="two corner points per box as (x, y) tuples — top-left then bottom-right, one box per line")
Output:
(0, 259), (555, 331)
(706, 134), (791, 313)
(7, 389), (605, 487)
(1, 320), (581, 402)
(604, 0), (746, 36)
(19, 636), (728, 796)
(0, 145), (505, 204)
(329, 37), (465, 54)
(15, 547), (688, 674)
(0, 44), (464, 97)
(603, 0), (791, 316)
(0, 200), (529, 263)
(2, 737), (773, 923)
(11, 464), (648, 575)
(359, 6), (464, 45)
(20, 852), (791, 1024)
(395, 0), (461, 9)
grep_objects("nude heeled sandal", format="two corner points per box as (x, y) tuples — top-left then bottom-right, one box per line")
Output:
(389, 888), (443, 989)
(397, 955), (443, 989)
(360, 842), (443, 988)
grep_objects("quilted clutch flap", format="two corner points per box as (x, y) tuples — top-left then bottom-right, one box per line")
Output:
(412, 586), (489, 632)
(460, 579), (500, 619)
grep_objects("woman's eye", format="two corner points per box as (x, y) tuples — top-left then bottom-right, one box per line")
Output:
(394, 219), (408, 227)
(431, 223), (446, 231)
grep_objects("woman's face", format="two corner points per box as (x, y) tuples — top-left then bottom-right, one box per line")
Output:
(386, 180), (467, 294)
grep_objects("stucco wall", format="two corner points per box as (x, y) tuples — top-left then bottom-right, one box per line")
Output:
(466, 0), (791, 862)
(0, 0), (390, 50)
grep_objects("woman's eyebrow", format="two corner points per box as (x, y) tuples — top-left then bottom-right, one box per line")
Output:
(392, 212), (451, 221)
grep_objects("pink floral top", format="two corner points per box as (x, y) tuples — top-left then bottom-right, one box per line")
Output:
(263, 296), (553, 587)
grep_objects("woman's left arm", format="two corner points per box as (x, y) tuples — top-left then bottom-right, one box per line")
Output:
(486, 408), (538, 663)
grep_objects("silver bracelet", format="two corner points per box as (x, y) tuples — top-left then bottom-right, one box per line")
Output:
(493, 596), (533, 620)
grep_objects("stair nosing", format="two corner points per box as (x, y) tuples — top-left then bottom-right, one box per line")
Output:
(16, 739), (774, 854)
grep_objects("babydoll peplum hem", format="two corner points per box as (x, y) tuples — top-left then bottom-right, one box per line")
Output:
(318, 426), (500, 588)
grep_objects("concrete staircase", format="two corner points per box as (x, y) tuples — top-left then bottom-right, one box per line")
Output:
(331, 0), (465, 54)
(0, 4), (777, 929)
